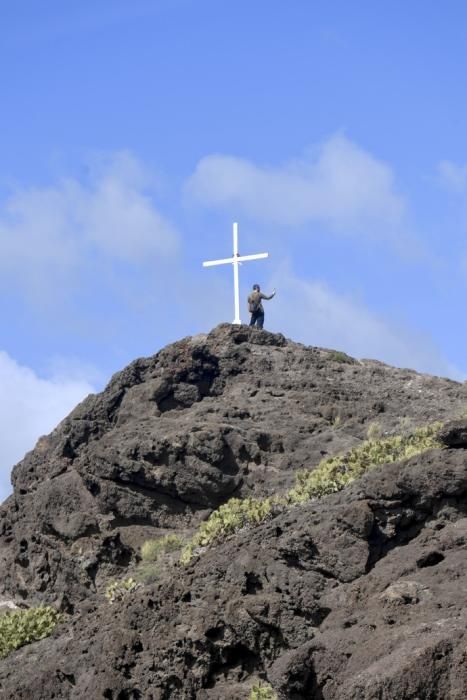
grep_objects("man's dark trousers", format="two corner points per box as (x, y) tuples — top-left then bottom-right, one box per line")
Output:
(250, 310), (264, 329)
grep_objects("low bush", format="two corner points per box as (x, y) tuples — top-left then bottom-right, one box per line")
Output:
(141, 534), (183, 562)
(287, 422), (442, 504)
(137, 533), (185, 584)
(180, 497), (277, 564)
(249, 682), (277, 699)
(135, 561), (161, 585)
(105, 577), (141, 604)
(328, 350), (354, 364)
(0, 606), (62, 658)
(331, 415), (342, 429)
(180, 423), (443, 565)
(366, 421), (383, 440)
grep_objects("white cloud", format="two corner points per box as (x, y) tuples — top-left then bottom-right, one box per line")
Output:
(186, 134), (406, 235)
(0, 151), (179, 299)
(0, 351), (95, 502)
(74, 151), (177, 262)
(267, 267), (463, 380)
(438, 160), (467, 194)
(438, 159), (467, 266)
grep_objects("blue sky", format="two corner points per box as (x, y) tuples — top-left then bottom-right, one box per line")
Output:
(1, 0), (467, 498)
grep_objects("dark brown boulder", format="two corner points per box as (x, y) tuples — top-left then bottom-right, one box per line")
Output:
(437, 419), (467, 447)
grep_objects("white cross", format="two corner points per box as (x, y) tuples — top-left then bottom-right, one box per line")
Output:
(202, 222), (269, 325)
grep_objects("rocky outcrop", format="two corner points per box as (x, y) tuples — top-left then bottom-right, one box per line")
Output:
(437, 419), (467, 448)
(0, 324), (467, 698)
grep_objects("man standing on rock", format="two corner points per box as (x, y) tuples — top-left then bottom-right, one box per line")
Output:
(248, 284), (276, 329)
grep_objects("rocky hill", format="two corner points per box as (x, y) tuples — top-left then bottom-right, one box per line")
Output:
(1, 324), (467, 699)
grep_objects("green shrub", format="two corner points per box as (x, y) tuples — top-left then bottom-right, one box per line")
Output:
(141, 533), (183, 562)
(180, 422), (443, 565)
(331, 415), (342, 429)
(287, 422), (442, 504)
(0, 606), (62, 658)
(366, 421), (383, 440)
(136, 534), (184, 584)
(249, 682), (277, 700)
(328, 350), (354, 364)
(180, 497), (277, 564)
(105, 577), (141, 604)
(135, 561), (161, 585)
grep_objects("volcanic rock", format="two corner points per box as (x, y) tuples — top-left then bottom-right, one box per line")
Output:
(0, 324), (467, 699)
(437, 419), (467, 447)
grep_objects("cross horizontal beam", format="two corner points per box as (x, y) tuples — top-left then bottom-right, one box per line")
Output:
(203, 252), (268, 267)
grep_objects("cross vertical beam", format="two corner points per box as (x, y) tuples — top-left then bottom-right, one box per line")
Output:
(233, 222), (241, 324)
